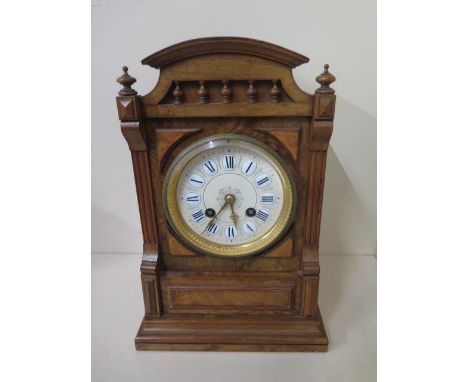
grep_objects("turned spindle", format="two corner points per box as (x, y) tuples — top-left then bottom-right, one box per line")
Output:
(198, 81), (209, 104)
(246, 80), (257, 103)
(221, 80), (232, 104)
(270, 80), (281, 103)
(173, 81), (184, 104)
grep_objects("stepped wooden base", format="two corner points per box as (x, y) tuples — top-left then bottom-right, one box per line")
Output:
(135, 309), (328, 352)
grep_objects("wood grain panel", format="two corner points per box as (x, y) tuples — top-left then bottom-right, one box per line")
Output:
(263, 234), (293, 258)
(254, 126), (301, 161)
(168, 287), (293, 311)
(144, 102), (312, 118)
(167, 232), (196, 256)
(154, 127), (200, 170)
(160, 272), (299, 314)
(302, 276), (319, 317)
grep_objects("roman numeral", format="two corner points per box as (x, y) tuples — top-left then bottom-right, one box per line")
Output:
(225, 225), (237, 238)
(188, 173), (204, 187)
(242, 221), (257, 234)
(207, 222), (219, 234)
(185, 193), (200, 205)
(261, 194), (274, 203)
(242, 159), (256, 175)
(203, 160), (216, 174)
(191, 209), (205, 222)
(256, 176), (270, 186)
(224, 155), (235, 169)
(256, 210), (269, 222)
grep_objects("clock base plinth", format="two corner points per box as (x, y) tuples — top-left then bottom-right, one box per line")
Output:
(135, 309), (328, 352)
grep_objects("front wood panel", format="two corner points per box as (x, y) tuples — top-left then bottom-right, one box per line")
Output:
(147, 117), (309, 272)
(167, 232), (196, 256)
(160, 272), (300, 314)
(168, 287), (292, 311)
(263, 234), (293, 258)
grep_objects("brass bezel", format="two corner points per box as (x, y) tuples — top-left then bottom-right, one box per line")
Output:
(162, 134), (296, 257)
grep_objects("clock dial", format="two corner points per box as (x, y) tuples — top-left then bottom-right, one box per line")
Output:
(163, 134), (296, 257)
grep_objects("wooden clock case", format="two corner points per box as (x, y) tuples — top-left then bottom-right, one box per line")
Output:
(115, 37), (336, 351)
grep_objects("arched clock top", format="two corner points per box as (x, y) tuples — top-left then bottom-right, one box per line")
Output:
(141, 37), (309, 69)
(134, 37), (331, 116)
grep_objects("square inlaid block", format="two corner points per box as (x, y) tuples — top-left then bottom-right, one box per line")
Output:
(116, 96), (140, 120)
(313, 94), (335, 120)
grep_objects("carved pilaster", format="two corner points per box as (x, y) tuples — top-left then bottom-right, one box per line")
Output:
(117, 67), (162, 317)
(304, 150), (327, 247)
(301, 65), (336, 317)
(305, 64), (336, 246)
(131, 151), (158, 244)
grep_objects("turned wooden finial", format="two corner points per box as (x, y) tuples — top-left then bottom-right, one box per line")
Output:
(221, 80), (232, 104)
(270, 80), (281, 103)
(315, 64), (336, 94)
(198, 81), (209, 104)
(246, 80), (257, 103)
(173, 81), (184, 104)
(117, 66), (137, 96)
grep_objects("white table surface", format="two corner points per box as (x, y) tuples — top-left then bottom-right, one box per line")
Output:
(92, 254), (376, 382)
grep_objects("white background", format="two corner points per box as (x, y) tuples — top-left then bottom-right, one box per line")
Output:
(91, 0), (376, 256)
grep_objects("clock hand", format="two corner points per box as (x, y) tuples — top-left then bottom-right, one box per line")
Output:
(202, 200), (229, 234)
(229, 202), (238, 229)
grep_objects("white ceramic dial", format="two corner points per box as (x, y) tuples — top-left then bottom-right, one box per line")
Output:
(176, 141), (285, 246)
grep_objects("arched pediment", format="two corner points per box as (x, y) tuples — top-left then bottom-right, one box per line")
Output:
(141, 37), (309, 69)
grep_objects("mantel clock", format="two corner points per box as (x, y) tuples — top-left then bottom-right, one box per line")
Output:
(115, 37), (336, 351)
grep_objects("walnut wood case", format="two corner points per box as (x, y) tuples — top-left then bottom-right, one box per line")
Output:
(115, 37), (336, 351)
